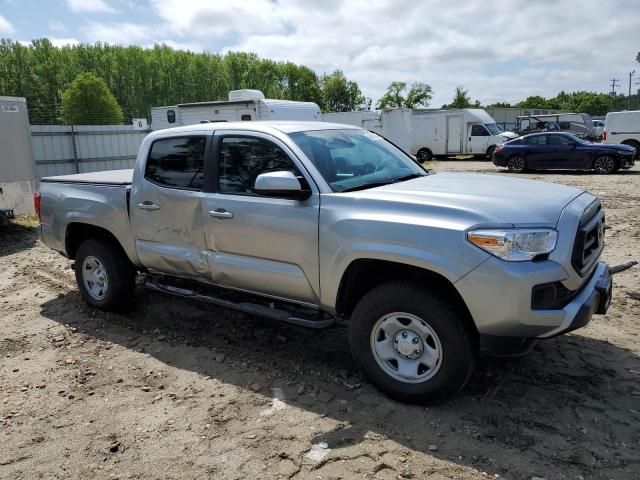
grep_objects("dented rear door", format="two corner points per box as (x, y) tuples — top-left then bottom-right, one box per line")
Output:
(130, 133), (211, 278)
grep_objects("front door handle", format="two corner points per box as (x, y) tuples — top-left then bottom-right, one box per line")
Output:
(137, 201), (160, 211)
(208, 209), (233, 219)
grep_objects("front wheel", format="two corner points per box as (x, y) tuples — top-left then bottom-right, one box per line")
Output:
(593, 155), (617, 174)
(74, 238), (136, 311)
(349, 282), (476, 403)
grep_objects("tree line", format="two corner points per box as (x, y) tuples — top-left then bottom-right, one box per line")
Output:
(448, 86), (639, 116)
(1, 38), (637, 125)
(0, 38), (372, 124)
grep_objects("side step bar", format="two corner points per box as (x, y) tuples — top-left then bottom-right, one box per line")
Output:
(145, 275), (336, 329)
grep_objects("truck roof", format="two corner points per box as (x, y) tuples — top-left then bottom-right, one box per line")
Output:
(145, 121), (359, 139)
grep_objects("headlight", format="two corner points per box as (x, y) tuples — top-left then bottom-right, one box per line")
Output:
(467, 229), (558, 261)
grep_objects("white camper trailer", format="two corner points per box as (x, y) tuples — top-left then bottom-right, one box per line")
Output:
(322, 111), (382, 134)
(410, 109), (518, 161)
(151, 90), (322, 130)
(322, 109), (414, 153)
(1, 96), (36, 221)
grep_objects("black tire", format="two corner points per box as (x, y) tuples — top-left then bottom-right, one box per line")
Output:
(507, 155), (526, 173)
(74, 238), (136, 312)
(486, 145), (496, 160)
(593, 155), (617, 174)
(416, 148), (433, 162)
(349, 281), (476, 403)
(621, 140), (640, 159)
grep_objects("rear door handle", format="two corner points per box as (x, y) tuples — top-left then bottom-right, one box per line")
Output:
(208, 209), (233, 219)
(137, 201), (160, 211)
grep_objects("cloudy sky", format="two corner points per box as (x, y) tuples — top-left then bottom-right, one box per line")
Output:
(1, 0), (639, 106)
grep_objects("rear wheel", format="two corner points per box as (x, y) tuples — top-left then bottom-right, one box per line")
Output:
(507, 155), (526, 173)
(593, 155), (616, 174)
(74, 238), (136, 311)
(349, 282), (476, 403)
(416, 148), (433, 162)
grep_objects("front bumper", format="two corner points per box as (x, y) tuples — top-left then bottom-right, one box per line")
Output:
(618, 154), (635, 169)
(492, 153), (507, 167)
(455, 259), (612, 338)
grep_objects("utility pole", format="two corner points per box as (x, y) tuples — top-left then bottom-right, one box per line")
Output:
(629, 71), (636, 110)
(610, 78), (620, 97)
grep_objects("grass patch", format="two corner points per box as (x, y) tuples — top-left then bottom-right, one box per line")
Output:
(12, 215), (40, 228)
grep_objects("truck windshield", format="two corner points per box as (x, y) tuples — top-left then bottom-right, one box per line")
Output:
(289, 129), (426, 192)
(484, 123), (504, 135)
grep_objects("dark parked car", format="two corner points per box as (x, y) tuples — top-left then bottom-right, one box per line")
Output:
(493, 132), (636, 174)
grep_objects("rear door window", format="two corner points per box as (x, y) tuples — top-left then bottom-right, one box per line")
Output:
(548, 135), (572, 146)
(145, 136), (206, 190)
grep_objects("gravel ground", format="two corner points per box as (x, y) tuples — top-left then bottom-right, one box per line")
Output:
(1, 161), (639, 480)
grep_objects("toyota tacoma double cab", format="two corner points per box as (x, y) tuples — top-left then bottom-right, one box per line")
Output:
(37, 121), (612, 402)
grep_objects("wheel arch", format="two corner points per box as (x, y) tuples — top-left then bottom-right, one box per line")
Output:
(335, 259), (477, 334)
(65, 222), (132, 266)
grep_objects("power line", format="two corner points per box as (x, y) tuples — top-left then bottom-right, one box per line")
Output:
(628, 71), (636, 110)
(610, 78), (620, 97)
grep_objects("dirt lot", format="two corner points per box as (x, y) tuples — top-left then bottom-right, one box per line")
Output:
(1, 162), (639, 480)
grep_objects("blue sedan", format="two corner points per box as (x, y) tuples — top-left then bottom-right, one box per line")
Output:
(493, 132), (636, 174)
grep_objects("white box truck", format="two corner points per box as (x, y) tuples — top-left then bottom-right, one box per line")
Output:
(324, 108), (516, 160)
(151, 89), (322, 130)
(410, 109), (518, 161)
(604, 110), (640, 158)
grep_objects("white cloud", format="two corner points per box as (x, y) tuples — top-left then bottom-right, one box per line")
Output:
(148, 0), (640, 106)
(66, 0), (117, 14)
(150, 0), (285, 38)
(82, 21), (152, 44)
(49, 20), (66, 32)
(0, 14), (15, 35)
(53, 0), (640, 106)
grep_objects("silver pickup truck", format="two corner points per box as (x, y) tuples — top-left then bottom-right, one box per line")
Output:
(38, 121), (612, 402)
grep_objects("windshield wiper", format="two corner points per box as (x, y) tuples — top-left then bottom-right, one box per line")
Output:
(339, 173), (425, 193)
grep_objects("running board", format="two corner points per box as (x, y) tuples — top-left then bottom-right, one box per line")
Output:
(144, 275), (335, 329)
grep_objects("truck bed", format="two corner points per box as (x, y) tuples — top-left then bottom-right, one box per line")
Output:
(41, 169), (133, 186)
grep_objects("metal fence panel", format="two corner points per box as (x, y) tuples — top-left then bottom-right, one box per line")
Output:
(31, 125), (149, 178)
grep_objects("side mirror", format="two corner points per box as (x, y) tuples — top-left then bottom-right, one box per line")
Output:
(567, 140), (577, 148)
(254, 171), (311, 200)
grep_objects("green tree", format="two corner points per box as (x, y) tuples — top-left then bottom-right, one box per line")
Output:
(447, 86), (472, 108)
(516, 95), (551, 109)
(487, 101), (511, 108)
(0, 39), (366, 123)
(320, 70), (368, 112)
(59, 72), (124, 124)
(377, 81), (432, 109)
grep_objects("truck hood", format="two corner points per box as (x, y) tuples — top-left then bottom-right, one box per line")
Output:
(499, 131), (519, 140)
(349, 172), (584, 227)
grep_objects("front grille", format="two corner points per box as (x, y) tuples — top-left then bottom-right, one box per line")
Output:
(571, 201), (604, 276)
